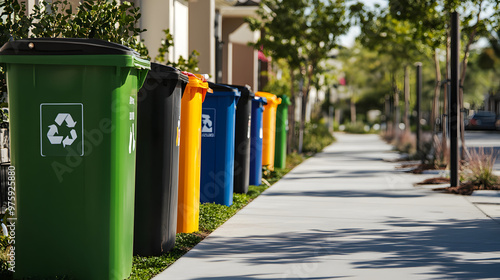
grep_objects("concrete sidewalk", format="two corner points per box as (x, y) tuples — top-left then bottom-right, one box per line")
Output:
(154, 133), (500, 280)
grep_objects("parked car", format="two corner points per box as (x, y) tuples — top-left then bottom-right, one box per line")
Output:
(465, 111), (497, 130)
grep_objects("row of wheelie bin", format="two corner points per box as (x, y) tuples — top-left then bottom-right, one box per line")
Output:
(0, 38), (290, 279)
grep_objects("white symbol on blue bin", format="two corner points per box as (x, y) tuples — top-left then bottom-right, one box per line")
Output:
(202, 114), (213, 133)
(202, 109), (215, 137)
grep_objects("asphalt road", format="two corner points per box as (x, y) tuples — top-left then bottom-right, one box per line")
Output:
(463, 130), (500, 171)
(464, 130), (500, 147)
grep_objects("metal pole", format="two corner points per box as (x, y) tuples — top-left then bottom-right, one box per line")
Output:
(385, 94), (390, 133)
(329, 106), (334, 133)
(415, 62), (422, 160)
(450, 12), (460, 187)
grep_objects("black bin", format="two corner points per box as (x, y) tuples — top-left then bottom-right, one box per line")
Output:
(227, 85), (255, 194)
(134, 63), (188, 256)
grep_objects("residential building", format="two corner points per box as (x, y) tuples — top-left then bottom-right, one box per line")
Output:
(21, 0), (264, 90)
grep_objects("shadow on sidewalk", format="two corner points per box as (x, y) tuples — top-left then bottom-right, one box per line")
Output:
(186, 218), (500, 279)
(189, 275), (337, 280)
(262, 189), (426, 198)
(315, 152), (396, 162)
(283, 169), (406, 180)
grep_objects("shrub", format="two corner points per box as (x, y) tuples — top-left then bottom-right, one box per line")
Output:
(0, 235), (10, 273)
(303, 121), (335, 153)
(155, 29), (199, 73)
(30, 0), (148, 56)
(343, 121), (370, 134)
(394, 132), (416, 155)
(461, 147), (499, 189)
(0, 0), (148, 96)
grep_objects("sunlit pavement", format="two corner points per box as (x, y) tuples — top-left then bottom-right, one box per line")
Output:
(154, 133), (500, 280)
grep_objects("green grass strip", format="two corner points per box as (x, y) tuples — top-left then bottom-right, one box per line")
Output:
(128, 161), (299, 280)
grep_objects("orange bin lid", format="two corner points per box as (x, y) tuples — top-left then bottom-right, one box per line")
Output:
(256, 91), (281, 105)
(183, 72), (212, 93)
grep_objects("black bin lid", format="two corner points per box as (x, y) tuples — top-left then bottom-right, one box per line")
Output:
(149, 62), (189, 84)
(221, 84), (255, 99)
(207, 82), (241, 97)
(0, 38), (140, 56)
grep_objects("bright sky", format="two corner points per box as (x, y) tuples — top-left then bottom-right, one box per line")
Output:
(338, 0), (387, 47)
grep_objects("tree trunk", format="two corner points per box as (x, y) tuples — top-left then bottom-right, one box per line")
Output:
(432, 50), (442, 133)
(392, 74), (400, 138)
(298, 64), (314, 154)
(459, 0), (483, 160)
(335, 107), (341, 129)
(404, 65), (410, 134)
(288, 67), (295, 153)
(299, 92), (307, 153)
(385, 94), (391, 135)
(350, 96), (356, 123)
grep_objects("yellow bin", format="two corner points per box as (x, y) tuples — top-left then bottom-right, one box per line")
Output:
(177, 73), (211, 233)
(256, 91), (282, 170)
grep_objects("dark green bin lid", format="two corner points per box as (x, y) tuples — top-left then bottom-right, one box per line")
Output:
(0, 38), (150, 69)
(0, 38), (139, 56)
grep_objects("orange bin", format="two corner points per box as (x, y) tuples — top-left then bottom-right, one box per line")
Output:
(177, 73), (211, 233)
(255, 92), (281, 170)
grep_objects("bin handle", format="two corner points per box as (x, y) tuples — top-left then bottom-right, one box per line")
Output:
(137, 68), (148, 90)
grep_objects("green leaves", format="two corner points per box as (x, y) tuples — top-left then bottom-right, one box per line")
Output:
(154, 29), (200, 73)
(14, 0), (149, 57)
(302, 120), (335, 153)
(248, 0), (350, 69)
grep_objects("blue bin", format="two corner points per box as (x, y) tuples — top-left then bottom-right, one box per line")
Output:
(249, 96), (267, 186)
(200, 83), (241, 206)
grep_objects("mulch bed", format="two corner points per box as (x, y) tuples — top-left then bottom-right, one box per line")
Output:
(433, 182), (500, 195)
(416, 177), (450, 184)
(416, 176), (500, 195)
(398, 163), (447, 174)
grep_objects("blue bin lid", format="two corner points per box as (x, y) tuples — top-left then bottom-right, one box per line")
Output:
(253, 96), (267, 105)
(208, 82), (241, 97)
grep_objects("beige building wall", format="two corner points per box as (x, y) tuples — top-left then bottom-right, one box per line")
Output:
(188, 0), (215, 78)
(139, 0), (174, 61)
(173, 0), (189, 61)
(139, 0), (189, 62)
(222, 17), (258, 90)
(221, 17), (243, 84)
(230, 42), (255, 87)
(24, 0), (181, 62)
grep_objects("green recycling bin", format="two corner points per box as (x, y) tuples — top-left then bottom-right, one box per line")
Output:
(0, 38), (149, 280)
(274, 95), (291, 169)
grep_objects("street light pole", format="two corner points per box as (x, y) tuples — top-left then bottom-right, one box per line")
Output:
(415, 62), (422, 161)
(450, 12), (460, 187)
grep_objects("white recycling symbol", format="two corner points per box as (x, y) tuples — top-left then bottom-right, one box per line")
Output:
(47, 113), (77, 147)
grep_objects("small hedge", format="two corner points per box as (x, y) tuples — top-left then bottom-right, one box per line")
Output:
(303, 121), (335, 153)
